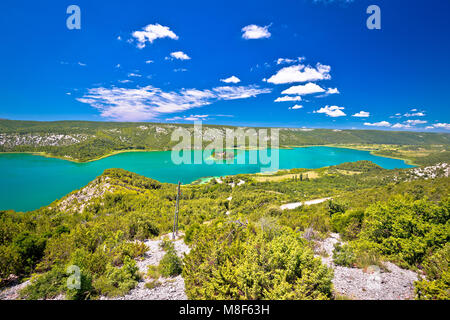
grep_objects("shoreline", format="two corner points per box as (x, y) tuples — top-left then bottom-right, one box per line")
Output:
(0, 144), (417, 166)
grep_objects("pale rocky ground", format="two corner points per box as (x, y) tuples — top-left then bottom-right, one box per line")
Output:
(0, 233), (190, 300)
(314, 233), (418, 300)
(0, 279), (30, 300)
(280, 197), (332, 210)
(55, 176), (113, 213)
(405, 162), (449, 180)
(103, 233), (190, 300)
(0, 133), (89, 147)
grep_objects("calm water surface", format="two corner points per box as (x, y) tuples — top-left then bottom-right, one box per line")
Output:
(0, 147), (413, 211)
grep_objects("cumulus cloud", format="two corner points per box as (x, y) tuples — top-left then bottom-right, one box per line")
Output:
(316, 87), (340, 98)
(433, 123), (450, 130)
(77, 85), (271, 121)
(220, 76), (241, 84)
(169, 51), (191, 60)
(241, 24), (271, 39)
(281, 82), (325, 96)
(289, 105), (303, 110)
(132, 23), (178, 49)
(314, 105), (346, 117)
(364, 121), (391, 127)
(274, 95), (302, 102)
(352, 111), (370, 117)
(266, 63), (331, 84)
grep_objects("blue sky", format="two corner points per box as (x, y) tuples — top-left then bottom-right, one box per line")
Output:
(0, 0), (449, 131)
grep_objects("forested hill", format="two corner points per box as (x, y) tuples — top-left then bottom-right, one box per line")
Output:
(0, 119), (449, 162)
(1, 162), (448, 300)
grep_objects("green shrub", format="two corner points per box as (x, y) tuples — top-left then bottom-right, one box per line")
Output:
(20, 266), (66, 300)
(12, 232), (46, 274)
(0, 245), (21, 279)
(159, 239), (174, 252)
(145, 279), (161, 289)
(332, 243), (356, 267)
(93, 257), (140, 297)
(159, 249), (182, 277)
(414, 244), (450, 300)
(415, 272), (450, 300)
(183, 225), (333, 300)
(146, 265), (160, 279)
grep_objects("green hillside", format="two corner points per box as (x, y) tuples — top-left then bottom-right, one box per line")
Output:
(0, 119), (449, 163)
(1, 162), (448, 300)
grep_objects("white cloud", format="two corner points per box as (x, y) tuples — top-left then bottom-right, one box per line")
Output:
(433, 123), (450, 130)
(289, 105), (303, 110)
(220, 76), (241, 84)
(276, 57), (305, 65)
(170, 51), (191, 60)
(326, 87), (339, 94)
(392, 123), (412, 129)
(77, 85), (270, 121)
(274, 96), (302, 102)
(132, 24), (178, 49)
(118, 80), (132, 83)
(174, 68), (187, 72)
(78, 62), (87, 67)
(281, 82), (325, 95)
(352, 111), (370, 117)
(212, 86), (271, 100)
(241, 24), (271, 39)
(314, 105), (346, 117)
(145, 60), (154, 64)
(405, 119), (427, 125)
(364, 121), (391, 127)
(127, 73), (141, 77)
(266, 63), (331, 84)
(316, 87), (340, 98)
(115, 64), (121, 68)
(404, 111), (426, 117)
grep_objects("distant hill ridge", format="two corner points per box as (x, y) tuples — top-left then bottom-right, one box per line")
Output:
(0, 119), (449, 162)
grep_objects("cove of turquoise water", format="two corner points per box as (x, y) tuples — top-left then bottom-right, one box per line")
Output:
(0, 147), (413, 212)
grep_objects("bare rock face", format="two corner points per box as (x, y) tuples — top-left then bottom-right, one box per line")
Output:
(314, 233), (418, 300)
(56, 176), (113, 213)
(0, 133), (88, 147)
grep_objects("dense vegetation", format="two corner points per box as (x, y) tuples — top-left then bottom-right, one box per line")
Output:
(0, 161), (448, 300)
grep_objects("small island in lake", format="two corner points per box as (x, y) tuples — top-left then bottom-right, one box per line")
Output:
(212, 151), (235, 160)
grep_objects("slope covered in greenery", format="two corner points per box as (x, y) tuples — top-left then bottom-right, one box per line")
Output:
(0, 162), (448, 300)
(1, 119), (449, 163)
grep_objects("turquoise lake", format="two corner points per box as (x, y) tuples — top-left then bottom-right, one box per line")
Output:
(0, 146), (413, 212)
